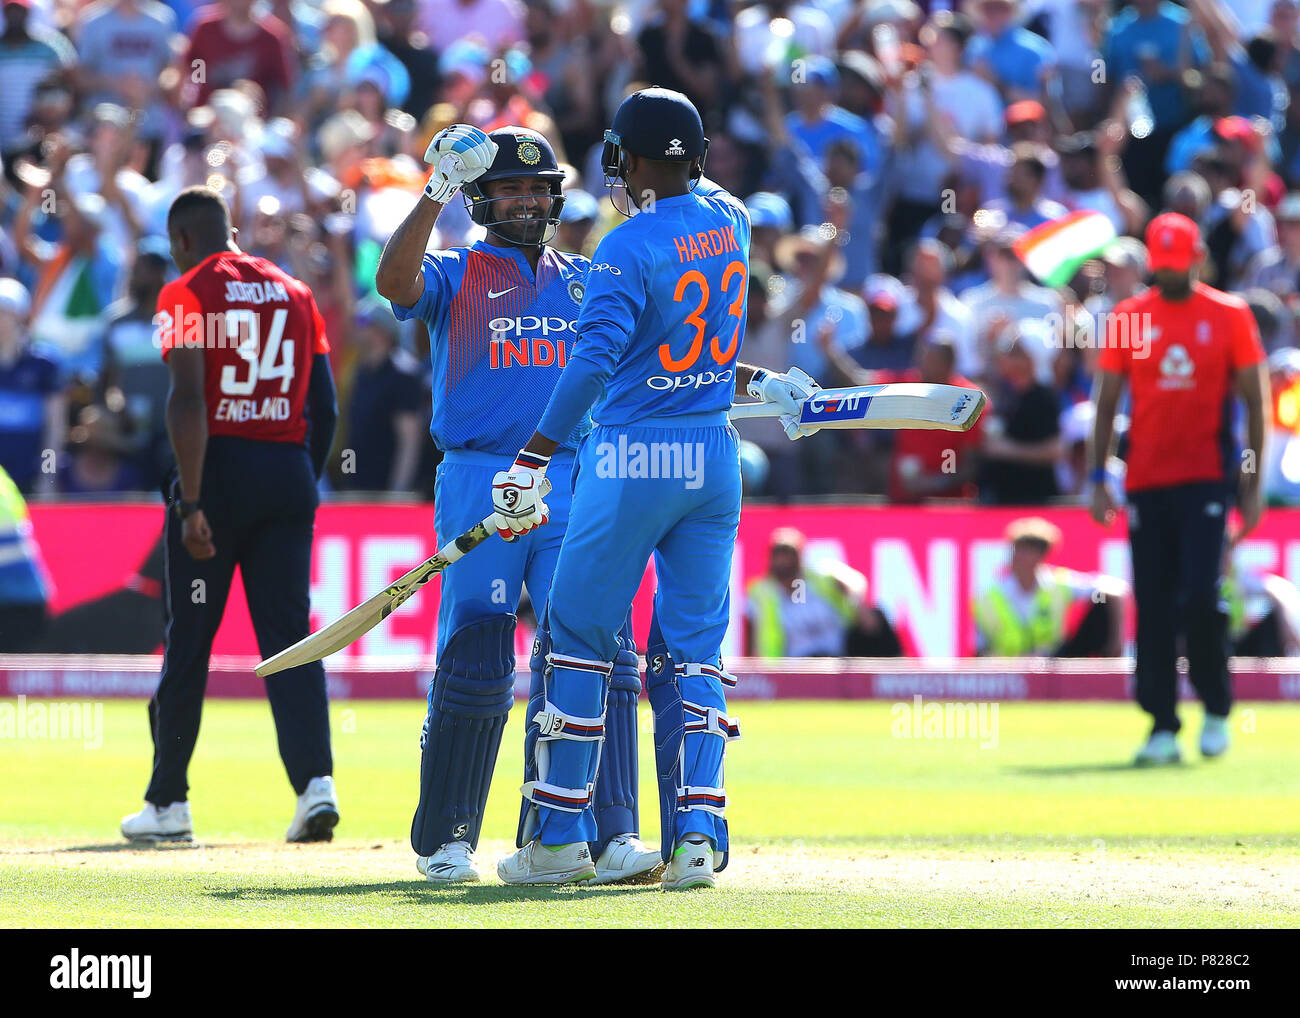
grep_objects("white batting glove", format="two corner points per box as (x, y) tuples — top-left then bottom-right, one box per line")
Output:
(423, 124), (499, 204)
(750, 366), (824, 441)
(489, 451), (550, 542)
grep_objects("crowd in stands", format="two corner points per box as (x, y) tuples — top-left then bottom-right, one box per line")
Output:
(2, 0), (1300, 504)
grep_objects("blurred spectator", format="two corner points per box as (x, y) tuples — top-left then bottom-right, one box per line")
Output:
(634, 0), (723, 118)
(746, 526), (899, 657)
(341, 304), (427, 493)
(1056, 126), (1149, 235)
(1243, 190), (1300, 306)
(969, 0), (1057, 102)
(0, 277), (62, 493)
(417, 0), (524, 51)
(181, 0), (297, 112)
(979, 328), (1062, 504)
(1223, 550), (1300, 655)
(973, 516), (1127, 656)
(554, 188), (597, 256)
(375, 0), (439, 117)
(0, 0), (76, 147)
(1084, 236), (1149, 317)
(985, 143), (1069, 230)
(961, 227), (1064, 373)
(61, 397), (142, 493)
(850, 273), (916, 372)
(15, 166), (124, 381)
(896, 238), (977, 375)
(73, 0), (176, 140)
(100, 236), (170, 487)
(62, 103), (149, 252)
(786, 55), (886, 176)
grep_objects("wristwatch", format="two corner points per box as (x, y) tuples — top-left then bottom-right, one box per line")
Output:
(175, 499), (201, 520)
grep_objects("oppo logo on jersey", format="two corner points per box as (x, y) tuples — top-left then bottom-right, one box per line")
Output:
(488, 316), (577, 337)
(646, 368), (734, 391)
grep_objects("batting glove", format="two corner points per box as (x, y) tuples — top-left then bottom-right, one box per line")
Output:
(750, 366), (824, 441)
(490, 450), (550, 542)
(424, 124), (499, 205)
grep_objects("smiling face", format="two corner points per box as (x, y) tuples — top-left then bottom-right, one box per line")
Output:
(481, 176), (555, 246)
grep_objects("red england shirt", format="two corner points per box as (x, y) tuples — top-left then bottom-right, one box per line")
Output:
(156, 251), (329, 445)
(1098, 282), (1264, 492)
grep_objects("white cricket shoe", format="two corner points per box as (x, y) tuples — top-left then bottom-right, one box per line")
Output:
(286, 776), (339, 842)
(661, 837), (716, 891)
(497, 840), (595, 885)
(1201, 714), (1230, 758)
(1134, 730), (1182, 766)
(416, 841), (479, 883)
(121, 801), (193, 843)
(593, 833), (664, 885)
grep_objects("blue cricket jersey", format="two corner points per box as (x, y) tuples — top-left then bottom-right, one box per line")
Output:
(537, 179), (751, 439)
(390, 239), (592, 455)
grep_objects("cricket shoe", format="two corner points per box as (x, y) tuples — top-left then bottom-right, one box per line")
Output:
(416, 841), (479, 883)
(1134, 730), (1182, 766)
(592, 833), (664, 885)
(661, 837), (715, 891)
(1200, 714), (1230, 758)
(121, 801), (193, 843)
(286, 776), (339, 842)
(497, 840), (596, 885)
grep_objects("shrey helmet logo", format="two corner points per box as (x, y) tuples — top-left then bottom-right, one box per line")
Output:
(517, 139), (542, 165)
(666, 138), (685, 156)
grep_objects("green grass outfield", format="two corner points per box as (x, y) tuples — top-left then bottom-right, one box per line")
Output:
(2, 698), (1299, 928)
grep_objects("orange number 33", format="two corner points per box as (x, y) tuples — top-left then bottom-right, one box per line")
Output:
(662, 260), (747, 372)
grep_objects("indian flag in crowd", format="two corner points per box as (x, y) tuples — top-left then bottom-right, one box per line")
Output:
(1013, 210), (1117, 288)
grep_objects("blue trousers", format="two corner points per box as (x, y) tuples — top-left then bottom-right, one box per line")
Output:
(433, 449), (573, 656)
(534, 415), (741, 845)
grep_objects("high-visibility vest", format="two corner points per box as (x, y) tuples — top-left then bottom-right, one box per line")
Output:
(747, 570), (857, 658)
(0, 466), (48, 605)
(1220, 573), (1248, 641)
(972, 570), (1075, 656)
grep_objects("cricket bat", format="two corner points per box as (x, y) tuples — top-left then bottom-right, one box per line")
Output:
(254, 478), (550, 677)
(728, 382), (987, 433)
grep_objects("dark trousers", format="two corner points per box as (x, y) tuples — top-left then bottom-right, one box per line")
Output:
(1127, 482), (1232, 733)
(147, 437), (332, 805)
(1055, 600), (1114, 658)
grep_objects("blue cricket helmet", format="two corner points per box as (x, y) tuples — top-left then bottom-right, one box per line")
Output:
(600, 87), (708, 187)
(462, 126), (566, 245)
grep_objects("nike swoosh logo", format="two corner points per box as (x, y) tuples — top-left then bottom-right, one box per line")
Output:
(487, 287), (516, 299)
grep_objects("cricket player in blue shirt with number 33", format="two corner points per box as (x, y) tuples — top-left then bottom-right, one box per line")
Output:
(488, 88), (819, 888)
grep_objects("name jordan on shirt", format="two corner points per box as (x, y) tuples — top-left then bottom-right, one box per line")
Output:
(224, 280), (290, 304)
(672, 225), (742, 263)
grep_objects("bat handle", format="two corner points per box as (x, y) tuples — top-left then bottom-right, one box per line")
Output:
(729, 401), (781, 421)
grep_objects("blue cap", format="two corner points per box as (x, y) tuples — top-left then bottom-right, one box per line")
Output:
(559, 189), (599, 223)
(800, 56), (839, 89)
(744, 192), (793, 231)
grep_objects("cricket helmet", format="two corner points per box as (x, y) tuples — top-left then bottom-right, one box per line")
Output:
(462, 126), (566, 246)
(600, 87), (708, 191)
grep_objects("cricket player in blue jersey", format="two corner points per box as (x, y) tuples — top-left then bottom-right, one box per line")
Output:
(375, 124), (660, 884)
(489, 88), (820, 888)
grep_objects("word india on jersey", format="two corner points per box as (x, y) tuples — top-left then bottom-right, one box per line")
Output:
(671, 223), (743, 263)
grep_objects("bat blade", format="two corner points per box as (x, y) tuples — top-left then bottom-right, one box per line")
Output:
(254, 477), (549, 678)
(730, 383), (987, 432)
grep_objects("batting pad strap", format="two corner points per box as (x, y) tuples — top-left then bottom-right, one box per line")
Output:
(532, 700), (605, 742)
(684, 701), (741, 741)
(549, 652), (614, 678)
(677, 785), (728, 816)
(521, 780), (594, 813)
(676, 661), (738, 688)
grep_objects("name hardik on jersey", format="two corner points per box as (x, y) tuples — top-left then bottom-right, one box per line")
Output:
(390, 239), (593, 456)
(565, 178), (751, 426)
